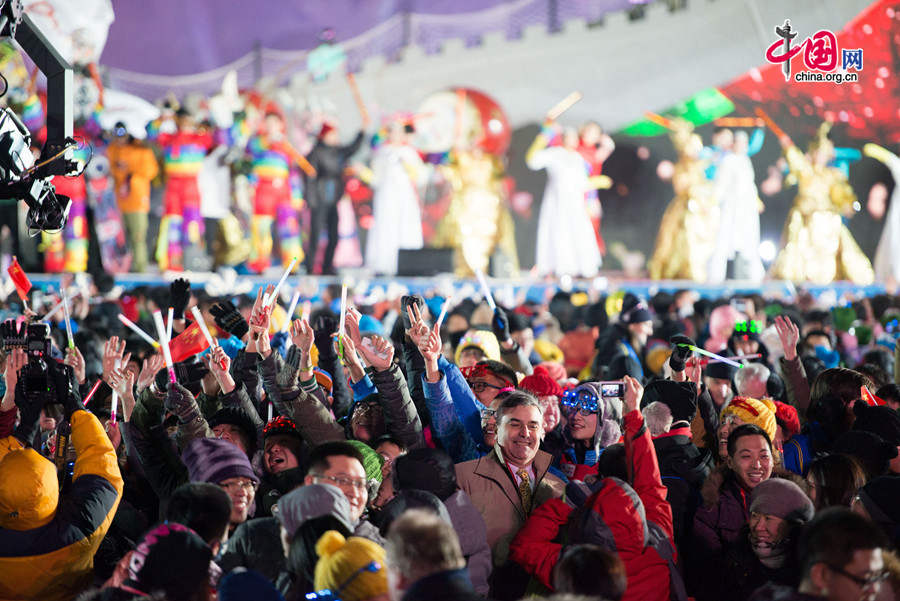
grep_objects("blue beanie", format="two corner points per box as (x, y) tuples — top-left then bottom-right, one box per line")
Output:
(218, 568), (285, 601)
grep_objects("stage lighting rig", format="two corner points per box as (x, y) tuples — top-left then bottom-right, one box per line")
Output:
(0, 0), (77, 235)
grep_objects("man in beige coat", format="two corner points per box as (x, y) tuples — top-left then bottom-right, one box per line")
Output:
(456, 392), (565, 599)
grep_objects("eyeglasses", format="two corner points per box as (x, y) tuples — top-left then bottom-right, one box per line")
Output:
(311, 473), (368, 491)
(480, 407), (498, 420)
(219, 479), (258, 493)
(305, 561), (381, 600)
(561, 389), (599, 416)
(826, 565), (889, 590)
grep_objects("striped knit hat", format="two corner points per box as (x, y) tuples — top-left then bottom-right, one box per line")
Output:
(182, 438), (259, 485)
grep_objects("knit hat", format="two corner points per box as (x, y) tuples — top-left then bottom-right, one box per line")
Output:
(394, 448), (458, 501)
(218, 568), (285, 601)
(182, 438), (259, 485)
(356, 314), (384, 337)
(852, 403), (900, 446)
(705, 361), (738, 381)
(125, 522), (213, 600)
(833, 430), (898, 479)
(314, 531), (387, 601)
(856, 476), (900, 547)
(454, 329), (501, 365)
(0, 447), (58, 530)
(533, 339), (565, 363)
(563, 382), (622, 449)
(345, 440), (384, 484)
(772, 401), (801, 439)
(749, 478), (814, 524)
(275, 483), (354, 538)
(619, 293), (652, 324)
(721, 396), (778, 442)
(519, 367), (563, 398)
(538, 360), (567, 382)
(641, 380), (698, 425)
(209, 407), (259, 456)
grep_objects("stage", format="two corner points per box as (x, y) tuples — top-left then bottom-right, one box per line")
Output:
(24, 269), (888, 305)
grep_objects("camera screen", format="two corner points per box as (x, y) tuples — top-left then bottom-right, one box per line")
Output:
(601, 383), (624, 398)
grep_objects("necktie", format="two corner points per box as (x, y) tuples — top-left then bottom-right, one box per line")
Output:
(517, 468), (532, 513)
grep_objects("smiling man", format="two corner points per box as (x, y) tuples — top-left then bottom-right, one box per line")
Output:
(182, 438), (260, 531)
(456, 392), (564, 599)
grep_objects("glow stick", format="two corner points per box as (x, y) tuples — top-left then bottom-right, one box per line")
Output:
(436, 294), (453, 329)
(281, 290), (301, 332)
(338, 283), (348, 336)
(678, 344), (743, 368)
(709, 353), (761, 364)
(62, 290), (74, 349)
(118, 314), (161, 349)
(191, 306), (226, 371)
(474, 269), (496, 311)
(82, 379), (102, 406)
(166, 307), (174, 342)
(266, 257), (298, 307)
(110, 358), (120, 425)
(546, 91), (583, 121)
(267, 401), (273, 423)
(43, 290), (79, 321)
(152, 310), (176, 383)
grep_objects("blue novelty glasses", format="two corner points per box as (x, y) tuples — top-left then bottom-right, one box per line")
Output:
(560, 389), (599, 416)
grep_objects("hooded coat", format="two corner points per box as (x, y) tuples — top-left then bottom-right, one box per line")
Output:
(0, 410), (124, 601)
(559, 382), (622, 482)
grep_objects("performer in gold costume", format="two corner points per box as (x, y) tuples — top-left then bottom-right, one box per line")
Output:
(769, 122), (874, 285)
(648, 118), (719, 281)
(433, 147), (519, 277)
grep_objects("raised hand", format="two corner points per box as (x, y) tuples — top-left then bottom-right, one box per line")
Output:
(64, 346), (86, 385)
(2, 348), (26, 409)
(623, 375), (643, 415)
(418, 323), (442, 365)
(290, 319), (315, 355)
(210, 301), (249, 339)
(137, 353), (165, 393)
(774, 315), (800, 361)
(169, 278), (191, 320)
(406, 303), (430, 348)
(359, 335), (394, 372)
(102, 337), (127, 385)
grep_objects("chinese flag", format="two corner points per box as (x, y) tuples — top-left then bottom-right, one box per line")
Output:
(860, 386), (886, 407)
(169, 321), (211, 363)
(7, 257), (32, 301)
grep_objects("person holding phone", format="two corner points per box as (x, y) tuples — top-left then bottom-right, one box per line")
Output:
(558, 381), (624, 481)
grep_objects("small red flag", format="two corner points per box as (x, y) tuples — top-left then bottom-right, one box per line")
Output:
(860, 386), (886, 407)
(7, 257), (32, 301)
(169, 321), (211, 363)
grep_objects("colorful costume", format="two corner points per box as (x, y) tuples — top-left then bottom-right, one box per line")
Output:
(246, 134), (307, 273)
(148, 121), (213, 271)
(864, 143), (900, 283)
(107, 139), (159, 272)
(433, 149), (519, 277)
(771, 126), (874, 285)
(526, 128), (601, 278)
(707, 129), (766, 283)
(45, 143), (91, 273)
(365, 142), (425, 275)
(648, 120), (719, 281)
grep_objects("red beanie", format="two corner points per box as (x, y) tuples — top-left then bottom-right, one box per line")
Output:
(539, 361), (567, 384)
(519, 367), (563, 398)
(773, 400), (800, 439)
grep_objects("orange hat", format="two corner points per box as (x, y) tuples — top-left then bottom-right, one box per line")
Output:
(0, 447), (59, 530)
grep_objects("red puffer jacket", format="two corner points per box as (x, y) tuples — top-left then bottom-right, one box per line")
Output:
(509, 410), (677, 601)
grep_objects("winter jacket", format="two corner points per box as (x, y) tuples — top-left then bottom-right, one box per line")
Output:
(423, 371), (483, 463)
(456, 448), (565, 569)
(219, 516), (289, 594)
(509, 410), (676, 601)
(779, 356), (811, 417)
(690, 466), (752, 583)
(444, 489), (493, 596)
(256, 466), (307, 517)
(0, 410), (124, 601)
(370, 364), (424, 449)
(652, 427), (713, 548)
(401, 567), (485, 601)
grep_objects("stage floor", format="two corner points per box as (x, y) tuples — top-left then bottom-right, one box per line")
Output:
(25, 269), (887, 304)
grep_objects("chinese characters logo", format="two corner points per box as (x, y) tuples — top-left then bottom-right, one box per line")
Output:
(765, 19), (863, 84)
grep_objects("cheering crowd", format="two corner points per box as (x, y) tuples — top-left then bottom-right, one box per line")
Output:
(1, 278), (900, 601)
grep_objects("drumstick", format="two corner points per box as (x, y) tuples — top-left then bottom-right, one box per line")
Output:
(346, 73), (370, 124)
(546, 91), (583, 121)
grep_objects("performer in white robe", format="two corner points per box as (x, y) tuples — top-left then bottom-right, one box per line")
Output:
(708, 129), (766, 283)
(365, 121), (425, 275)
(527, 125), (603, 277)
(864, 143), (900, 285)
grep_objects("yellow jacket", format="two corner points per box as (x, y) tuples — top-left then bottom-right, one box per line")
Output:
(0, 410), (124, 601)
(108, 142), (160, 214)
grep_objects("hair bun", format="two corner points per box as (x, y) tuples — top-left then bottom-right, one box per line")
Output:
(316, 530), (347, 558)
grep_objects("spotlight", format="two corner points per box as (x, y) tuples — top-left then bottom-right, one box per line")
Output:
(759, 240), (777, 263)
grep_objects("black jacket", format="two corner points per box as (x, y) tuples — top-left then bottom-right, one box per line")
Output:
(593, 323), (644, 380)
(653, 430), (713, 548)
(256, 466), (306, 517)
(219, 517), (290, 595)
(306, 132), (365, 208)
(402, 568), (486, 601)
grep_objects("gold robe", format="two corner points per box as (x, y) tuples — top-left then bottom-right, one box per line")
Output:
(771, 146), (874, 284)
(649, 124), (719, 281)
(433, 150), (519, 277)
